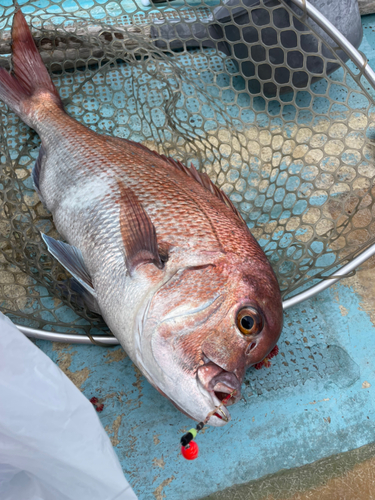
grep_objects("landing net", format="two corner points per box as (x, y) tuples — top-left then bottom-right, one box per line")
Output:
(0, 0), (374, 337)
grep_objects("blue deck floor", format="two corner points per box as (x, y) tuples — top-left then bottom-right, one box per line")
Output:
(36, 280), (375, 500)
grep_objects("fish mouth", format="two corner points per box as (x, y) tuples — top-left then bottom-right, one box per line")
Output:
(197, 361), (242, 423)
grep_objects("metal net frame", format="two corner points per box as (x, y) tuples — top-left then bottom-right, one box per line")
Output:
(0, 0), (375, 342)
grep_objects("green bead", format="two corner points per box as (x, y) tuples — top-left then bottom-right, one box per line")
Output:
(189, 428), (197, 438)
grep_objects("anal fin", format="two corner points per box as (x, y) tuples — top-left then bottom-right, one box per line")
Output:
(32, 145), (46, 202)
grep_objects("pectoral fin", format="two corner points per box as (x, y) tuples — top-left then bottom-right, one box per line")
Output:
(68, 278), (101, 314)
(57, 278), (101, 315)
(41, 233), (96, 297)
(118, 182), (163, 276)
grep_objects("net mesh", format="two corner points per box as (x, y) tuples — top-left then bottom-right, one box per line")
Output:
(0, 0), (374, 336)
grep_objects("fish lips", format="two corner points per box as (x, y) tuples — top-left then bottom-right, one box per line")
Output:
(197, 361), (242, 423)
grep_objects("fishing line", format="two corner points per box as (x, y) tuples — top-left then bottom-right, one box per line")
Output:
(180, 390), (236, 460)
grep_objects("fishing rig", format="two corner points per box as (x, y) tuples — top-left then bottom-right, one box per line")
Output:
(180, 391), (235, 460)
(0, 0), (375, 343)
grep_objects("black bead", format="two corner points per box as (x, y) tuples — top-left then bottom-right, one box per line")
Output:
(180, 432), (193, 447)
(196, 422), (204, 431)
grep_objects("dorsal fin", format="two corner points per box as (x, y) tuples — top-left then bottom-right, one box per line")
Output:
(112, 137), (244, 223)
(166, 158), (244, 223)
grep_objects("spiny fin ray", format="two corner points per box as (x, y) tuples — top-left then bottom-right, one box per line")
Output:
(124, 139), (244, 223)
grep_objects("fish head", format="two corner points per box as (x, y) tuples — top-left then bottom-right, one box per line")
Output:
(138, 255), (283, 426)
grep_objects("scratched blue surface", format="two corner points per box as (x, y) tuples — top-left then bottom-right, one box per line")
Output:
(35, 282), (375, 500)
(14, 8), (375, 500)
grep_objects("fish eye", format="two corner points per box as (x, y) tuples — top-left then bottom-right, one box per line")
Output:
(237, 307), (264, 336)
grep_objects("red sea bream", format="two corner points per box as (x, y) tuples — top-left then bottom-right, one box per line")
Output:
(0, 10), (283, 425)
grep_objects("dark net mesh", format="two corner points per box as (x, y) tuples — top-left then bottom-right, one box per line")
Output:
(0, 0), (374, 335)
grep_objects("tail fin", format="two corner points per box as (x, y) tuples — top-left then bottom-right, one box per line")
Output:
(0, 9), (62, 126)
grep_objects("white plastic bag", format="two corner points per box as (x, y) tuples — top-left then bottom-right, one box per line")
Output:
(0, 312), (137, 500)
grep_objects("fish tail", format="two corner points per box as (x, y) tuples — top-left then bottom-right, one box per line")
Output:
(0, 9), (63, 127)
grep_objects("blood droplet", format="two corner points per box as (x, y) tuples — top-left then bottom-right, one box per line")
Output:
(254, 344), (279, 369)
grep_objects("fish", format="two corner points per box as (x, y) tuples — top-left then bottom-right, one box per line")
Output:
(0, 9), (283, 426)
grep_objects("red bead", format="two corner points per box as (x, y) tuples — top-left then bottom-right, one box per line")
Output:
(96, 404), (104, 412)
(90, 397), (98, 405)
(181, 441), (199, 460)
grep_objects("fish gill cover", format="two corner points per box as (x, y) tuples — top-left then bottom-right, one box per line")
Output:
(0, 0), (374, 335)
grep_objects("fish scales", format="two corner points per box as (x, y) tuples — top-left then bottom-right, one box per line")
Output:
(36, 107), (262, 259)
(0, 10), (283, 425)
